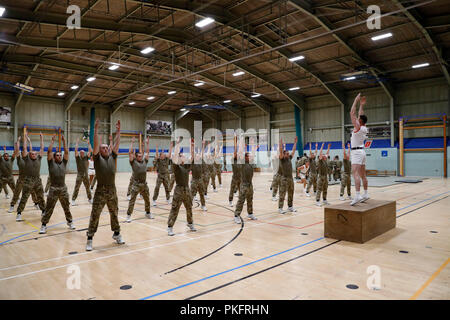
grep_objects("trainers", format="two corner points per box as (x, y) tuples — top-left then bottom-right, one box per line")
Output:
(247, 214), (257, 220)
(322, 200), (330, 206)
(305, 192), (311, 197)
(187, 223), (197, 232)
(234, 216), (241, 224)
(16, 213), (23, 221)
(86, 239), (93, 251)
(67, 222), (75, 230)
(168, 227), (175, 236)
(39, 225), (47, 234)
(71, 200), (76, 206)
(219, 184), (223, 188)
(5, 194), (10, 199)
(229, 201), (233, 207)
(272, 197), (277, 201)
(346, 195), (352, 200)
(279, 208), (287, 214)
(350, 194), (362, 206)
(127, 195), (131, 201)
(213, 189), (218, 193)
(339, 196), (345, 201)
(193, 196), (198, 201)
(112, 233), (125, 244)
(288, 207), (297, 212)
(7, 206), (14, 213)
(361, 193), (370, 203)
(152, 200), (157, 206)
(88, 198), (93, 204)
(201, 206), (207, 212)
(126, 215), (132, 223)
(315, 201), (322, 207)
(145, 212), (154, 219)
(205, 195), (209, 200)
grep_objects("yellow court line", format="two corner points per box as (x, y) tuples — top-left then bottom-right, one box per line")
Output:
(410, 258), (450, 300)
(24, 220), (40, 231)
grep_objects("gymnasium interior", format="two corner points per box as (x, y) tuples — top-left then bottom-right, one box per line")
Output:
(0, 0), (449, 302)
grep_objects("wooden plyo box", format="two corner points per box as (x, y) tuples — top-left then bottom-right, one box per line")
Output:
(324, 199), (396, 243)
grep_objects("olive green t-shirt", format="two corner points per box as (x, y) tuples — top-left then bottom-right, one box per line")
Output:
(155, 157), (169, 175)
(240, 162), (254, 185)
(343, 159), (351, 174)
(173, 164), (191, 187)
(318, 158), (328, 176)
(191, 164), (202, 180)
(48, 158), (68, 187)
(24, 154), (42, 177)
(327, 159), (334, 169)
(232, 157), (241, 178)
(75, 155), (89, 176)
(335, 160), (342, 171)
(16, 156), (25, 177)
(0, 156), (15, 176)
(273, 157), (282, 175)
(309, 156), (317, 175)
(280, 155), (293, 178)
(131, 158), (148, 182)
(94, 152), (117, 186)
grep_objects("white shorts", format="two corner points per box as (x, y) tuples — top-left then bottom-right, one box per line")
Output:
(351, 149), (366, 165)
(88, 169), (95, 176)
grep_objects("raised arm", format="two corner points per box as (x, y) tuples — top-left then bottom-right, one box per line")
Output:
(172, 138), (181, 165)
(62, 135), (68, 161)
(129, 136), (135, 162)
(291, 136), (298, 158)
(22, 132), (28, 158)
(347, 142), (351, 159)
(145, 137), (150, 161)
(279, 138), (283, 159)
(315, 142), (318, 156)
(319, 142), (325, 157)
(112, 120), (120, 154)
(108, 134), (113, 153)
(93, 119), (100, 156)
(48, 134), (56, 161)
(351, 93), (361, 132)
(39, 132), (44, 157)
(168, 140), (173, 160)
(14, 137), (20, 157)
(326, 143), (331, 157)
(190, 138), (194, 163)
(359, 96), (366, 117)
(309, 142), (312, 157)
(75, 138), (79, 157)
(155, 143), (159, 159)
(87, 141), (92, 157)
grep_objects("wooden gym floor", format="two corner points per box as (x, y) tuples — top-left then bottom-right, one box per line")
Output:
(0, 172), (448, 300)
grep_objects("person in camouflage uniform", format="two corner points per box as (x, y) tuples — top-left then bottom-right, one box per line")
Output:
(316, 143), (331, 206)
(8, 137), (39, 212)
(44, 178), (51, 196)
(15, 131), (46, 222)
(85, 119), (125, 251)
(71, 138), (93, 205)
(208, 152), (217, 192)
(270, 152), (281, 201)
(167, 138), (196, 236)
(190, 141), (207, 211)
(0, 145), (16, 199)
(333, 155), (342, 181)
(233, 136), (258, 224)
(340, 143), (352, 201)
(39, 134), (74, 233)
(305, 142), (318, 197)
(126, 136), (152, 222)
(152, 143), (172, 206)
(295, 154), (308, 181)
(228, 137), (241, 206)
(327, 155), (334, 181)
(278, 137), (298, 214)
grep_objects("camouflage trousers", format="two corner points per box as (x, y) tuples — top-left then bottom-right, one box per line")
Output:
(168, 185), (193, 227)
(234, 183), (253, 217)
(215, 168), (222, 185)
(169, 173), (175, 192)
(45, 179), (50, 193)
(1, 175), (15, 195)
(228, 176), (241, 202)
(306, 174), (317, 193)
(316, 175), (328, 201)
(153, 173), (170, 201)
(11, 175), (38, 206)
(190, 178), (206, 207)
(340, 172), (351, 196)
(333, 170), (341, 181)
(279, 176), (294, 209)
(328, 169), (333, 181)
(17, 176), (46, 213)
(72, 174), (92, 201)
(271, 173), (281, 197)
(209, 170), (217, 189)
(127, 180), (150, 215)
(41, 185), (72, 225)
(87, 185), (120, 238)
(203, 172), (210, 195)
(91, 175), (97, 190)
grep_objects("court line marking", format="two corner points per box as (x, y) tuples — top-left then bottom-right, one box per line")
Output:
(409, 258), (450, 300)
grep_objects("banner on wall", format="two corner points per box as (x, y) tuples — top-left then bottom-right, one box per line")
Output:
(146, 120), (172, 135)
(0, 106), (11, 125)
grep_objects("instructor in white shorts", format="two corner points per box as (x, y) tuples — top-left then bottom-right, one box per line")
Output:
(350, 93), (369, 205)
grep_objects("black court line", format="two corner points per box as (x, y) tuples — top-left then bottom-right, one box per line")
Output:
(183, 194), (450, 299)
(185, 240), (340, 300)
(163, 216), (244, 275)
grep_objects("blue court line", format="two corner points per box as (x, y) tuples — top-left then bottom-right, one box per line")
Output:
(141, 190), (450, 300)
(140, 237), (325, 300)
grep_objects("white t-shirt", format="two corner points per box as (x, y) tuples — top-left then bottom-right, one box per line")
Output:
(88, 160), (94, 170)
(351, 125), (368, 148)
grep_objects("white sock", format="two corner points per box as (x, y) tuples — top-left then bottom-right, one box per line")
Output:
(363, 190), (368, 196)
(356, 192), (360, 197)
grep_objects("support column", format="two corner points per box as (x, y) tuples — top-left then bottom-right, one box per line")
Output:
(294, 105), (303, 156)
(390, 96), (395, 147)
(399, 118), (404, 177)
